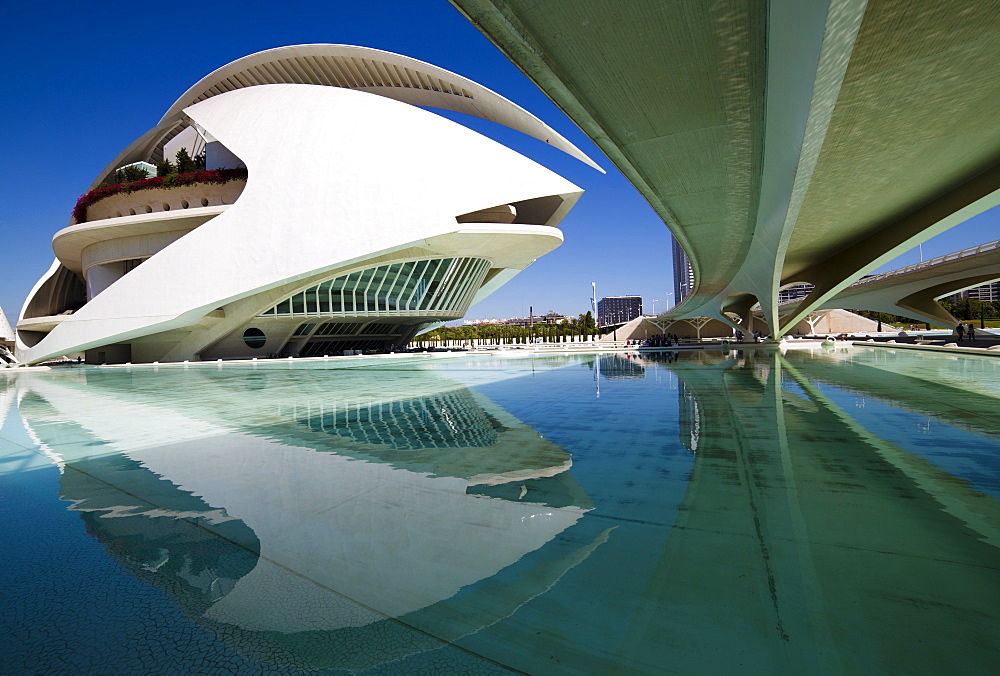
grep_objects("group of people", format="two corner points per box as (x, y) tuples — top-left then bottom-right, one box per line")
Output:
(733, 330), (765, 343)
(955, 323), (978, 343)
(638, 333), (681, 347)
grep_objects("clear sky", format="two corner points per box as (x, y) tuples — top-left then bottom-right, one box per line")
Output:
(2, 1), (997, 328)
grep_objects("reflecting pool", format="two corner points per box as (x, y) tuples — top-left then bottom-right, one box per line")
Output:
(2, 347), (999, 673)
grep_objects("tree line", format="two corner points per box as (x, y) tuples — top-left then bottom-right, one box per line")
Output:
(422, 311), (602, 342)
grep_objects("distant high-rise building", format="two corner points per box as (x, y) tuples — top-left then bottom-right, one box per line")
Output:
(597, 296), (642, 326)
(778, 283), (814, 303)
(671, 236), (694, 307)
(964, 280), (1000, 302)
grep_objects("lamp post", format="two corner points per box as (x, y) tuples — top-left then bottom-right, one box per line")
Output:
(591, 282), (598, 341)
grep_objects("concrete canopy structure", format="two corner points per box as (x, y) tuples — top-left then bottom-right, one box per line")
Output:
(17, 45), (598, 365)
(450, 0), (1000, 337)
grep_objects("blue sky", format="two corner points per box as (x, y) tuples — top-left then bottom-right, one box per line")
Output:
(2, 1), (997, 327)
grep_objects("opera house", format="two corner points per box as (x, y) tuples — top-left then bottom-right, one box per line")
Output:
(16, 45), (595, 365)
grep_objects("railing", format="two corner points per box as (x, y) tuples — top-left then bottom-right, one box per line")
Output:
(848, 238), (1000, 287)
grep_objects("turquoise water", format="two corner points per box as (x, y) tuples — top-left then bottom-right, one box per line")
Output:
(1, 347), (998, 673)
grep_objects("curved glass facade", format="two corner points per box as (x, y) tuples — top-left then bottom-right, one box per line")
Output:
(260, 257), (492, 318)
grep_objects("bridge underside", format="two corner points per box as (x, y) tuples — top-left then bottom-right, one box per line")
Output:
(452, 0), (1000, 336)
(815, 247), (1000, 328)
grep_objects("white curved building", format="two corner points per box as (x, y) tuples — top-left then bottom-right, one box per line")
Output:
(17, 45), (595, 365)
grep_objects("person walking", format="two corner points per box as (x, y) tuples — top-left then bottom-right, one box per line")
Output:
(956, 323), (966, 343)
(967, 323), (976, 343)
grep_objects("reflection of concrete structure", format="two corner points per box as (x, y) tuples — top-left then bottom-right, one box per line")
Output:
(626, 348), (1000, 671)
(17, 44), (597, 365)
(12, 365), (599, 670)
(450, 1), (1000, 337)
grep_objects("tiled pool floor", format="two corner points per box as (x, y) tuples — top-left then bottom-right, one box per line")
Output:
(2, 347), (998, 673)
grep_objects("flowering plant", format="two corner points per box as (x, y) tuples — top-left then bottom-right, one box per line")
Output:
(72, 168), (248, 223)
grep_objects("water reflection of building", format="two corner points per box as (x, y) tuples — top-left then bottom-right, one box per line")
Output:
(677, 379), (700, 453)
(285, 390), (502, 450)
(12, 368), (600, 671)
(596, 354), (646, 379)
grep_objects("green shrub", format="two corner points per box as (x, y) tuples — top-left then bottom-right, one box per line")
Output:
(114, 165), (150, 183)
(175, 147), (198, 174)
(156, 159), (175, 176)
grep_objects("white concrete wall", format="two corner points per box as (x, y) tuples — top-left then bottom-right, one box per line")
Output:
(162, 125), (206, 166)
(81, 180), (245, 223)
(86, 261), (126, 300)
(206, 141), (245, 170)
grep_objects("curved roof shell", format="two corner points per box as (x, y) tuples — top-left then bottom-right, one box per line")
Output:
(161, 44), (601, 171)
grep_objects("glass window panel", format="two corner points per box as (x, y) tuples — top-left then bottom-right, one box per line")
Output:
(439, 258), (469, 310)
(262, 258), (491, 319)
(304, 288), (319, 314)
(318, 280), (334, 313)
(414, 260), (440, 310)
(355, 269), (376, 313)
(386, 262), (413, 310)
(420, 259), (453, 310)
(342, 272), (360, 312)
(375, 266), (395, 311)
(369, 265), (392, 312)
(409, 261), (438, 310)
(398, 267), (418, 310)
(356, 268), (376, 288)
